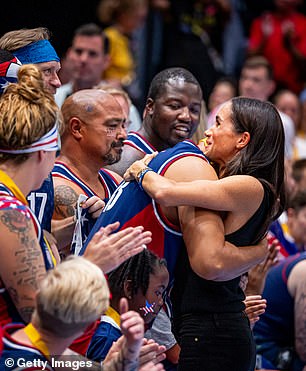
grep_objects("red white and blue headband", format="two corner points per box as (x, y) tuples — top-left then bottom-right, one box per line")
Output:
(0, 123), (60, 154)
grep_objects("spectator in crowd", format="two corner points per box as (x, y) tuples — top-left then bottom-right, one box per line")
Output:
(97, 0), (149, 108)
(268, 189), (306, 260)
(207, 76), (238, 128)
(292, 158), (306, 191)
(55, 23), (109, 106)
(239, 55), (295, 158)
(248, 0), (306, 94)
(273, 89), (306, 159)
(55, 23), (142, 131)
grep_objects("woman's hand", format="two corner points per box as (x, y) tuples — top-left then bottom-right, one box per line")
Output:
(124, 153), (157, 182)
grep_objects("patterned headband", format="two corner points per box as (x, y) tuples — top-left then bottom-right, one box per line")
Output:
(0, 124), (60, 154)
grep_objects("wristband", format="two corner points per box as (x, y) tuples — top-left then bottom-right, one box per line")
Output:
(136, 167), (154, 191)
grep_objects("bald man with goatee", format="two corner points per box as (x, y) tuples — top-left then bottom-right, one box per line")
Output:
(52, 89), (126, 257)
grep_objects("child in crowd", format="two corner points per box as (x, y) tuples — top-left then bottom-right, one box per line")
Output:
(87, 249), (169, 362)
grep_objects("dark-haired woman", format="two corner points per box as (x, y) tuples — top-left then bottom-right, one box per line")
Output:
(124, 97), (286, 371)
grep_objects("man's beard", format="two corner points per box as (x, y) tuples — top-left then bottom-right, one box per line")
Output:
(102, 140), (123, 165)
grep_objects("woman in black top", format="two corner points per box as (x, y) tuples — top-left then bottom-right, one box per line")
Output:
(124, 97), (285, 371)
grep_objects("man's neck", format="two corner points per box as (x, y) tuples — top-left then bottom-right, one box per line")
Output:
(57, 152), (102, 184)
(139, 125), (170, 152)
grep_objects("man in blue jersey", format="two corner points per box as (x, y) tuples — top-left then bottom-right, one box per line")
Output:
(106, 67), (203, 177)
(52, 88), (126, 256)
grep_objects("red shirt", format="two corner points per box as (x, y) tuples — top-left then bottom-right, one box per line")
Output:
(248, 11), (306, 93)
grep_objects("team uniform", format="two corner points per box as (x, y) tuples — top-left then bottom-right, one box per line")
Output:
(52, 161), (119, 201)
(52, 161), (119, 252)
(254, 252), (306, 371)
(27, 174), (54, 232)
(82, 140), (208, 283)
(0, 178), (55, 327)
(86, 306), (121, 362)
(0, 324), (53, 371)
(124, 131), (157, 155)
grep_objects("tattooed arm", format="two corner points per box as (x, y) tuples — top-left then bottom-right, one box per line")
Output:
(288, 259), (306, 364)
(52, 178), (80, 255)
(53, 178), (80, 219)
(0, 208), (47, 323)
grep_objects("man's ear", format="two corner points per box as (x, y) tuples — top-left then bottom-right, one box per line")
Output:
(70, 117), (83, 139)
(145, 98), (154, 117)
(237, 131), (250, 149)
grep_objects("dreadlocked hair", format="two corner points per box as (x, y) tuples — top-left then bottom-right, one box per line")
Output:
(108, 249), (167, 299)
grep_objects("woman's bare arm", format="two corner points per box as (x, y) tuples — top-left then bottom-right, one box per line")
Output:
(0, 209), (47, 322)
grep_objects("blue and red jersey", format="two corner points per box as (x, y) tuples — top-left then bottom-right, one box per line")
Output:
(124, 131), (157, 154)
(26, 175), (54, 232)
(52, 161), (119, 202)
(82, 140), (208, 282)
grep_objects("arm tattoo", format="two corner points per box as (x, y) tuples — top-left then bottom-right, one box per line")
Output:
(0, 209), (46, 315)
(54, 185), (78, 218)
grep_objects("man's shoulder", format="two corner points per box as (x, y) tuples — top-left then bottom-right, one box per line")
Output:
(156, 140), (207, 165)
